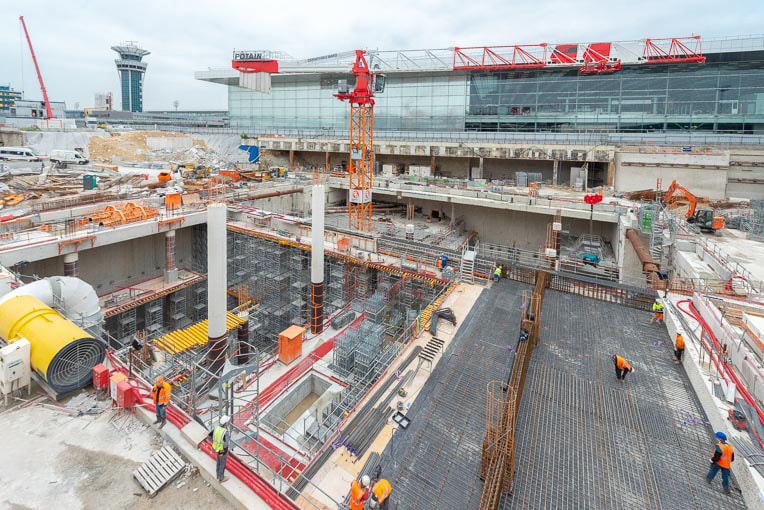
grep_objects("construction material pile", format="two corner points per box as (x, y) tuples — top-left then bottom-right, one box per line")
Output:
(88, 131), (217, 165)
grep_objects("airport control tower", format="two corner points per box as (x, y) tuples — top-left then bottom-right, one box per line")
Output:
(111, 42), (149, 112)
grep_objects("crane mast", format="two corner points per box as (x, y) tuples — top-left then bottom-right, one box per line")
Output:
(334, 50), (381, 232)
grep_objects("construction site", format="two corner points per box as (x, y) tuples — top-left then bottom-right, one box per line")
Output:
(2, 24), (764, 510)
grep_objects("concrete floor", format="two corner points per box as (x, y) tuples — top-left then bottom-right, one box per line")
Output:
(0, 397), (232, 510)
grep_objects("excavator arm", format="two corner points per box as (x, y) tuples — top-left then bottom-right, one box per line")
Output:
(662, 180), (697, 219)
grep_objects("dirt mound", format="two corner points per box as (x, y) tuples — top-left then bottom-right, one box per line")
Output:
(88, 131), (211, 164)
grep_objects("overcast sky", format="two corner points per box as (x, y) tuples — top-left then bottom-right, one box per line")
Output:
(2, 0), (762, 111)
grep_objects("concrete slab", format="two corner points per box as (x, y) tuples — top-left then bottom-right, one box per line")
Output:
(0, 398), (230, 509)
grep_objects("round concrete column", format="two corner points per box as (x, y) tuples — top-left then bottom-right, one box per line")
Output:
(164, 230), (177, 283)
(63, 252), (79, 278)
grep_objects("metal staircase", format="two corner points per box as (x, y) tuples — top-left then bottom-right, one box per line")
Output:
(649, 202), (666, 264)
(460, 242), (477, 283)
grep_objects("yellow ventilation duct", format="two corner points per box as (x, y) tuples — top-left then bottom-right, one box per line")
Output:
(0, 295), (105, 393)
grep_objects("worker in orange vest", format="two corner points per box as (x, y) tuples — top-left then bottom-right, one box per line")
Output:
(706, 431), (734, 494)
(612, 354), (634, 382)
(367, 478), (392, 509)
(150, 375), (171, 428)
(349, 475), (370, 510)
(674, 333), (685, 364)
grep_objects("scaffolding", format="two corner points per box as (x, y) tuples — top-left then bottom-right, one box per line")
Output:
(144, 299), (164, 337)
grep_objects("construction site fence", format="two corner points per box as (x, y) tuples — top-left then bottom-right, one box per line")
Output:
(154, 125), (764, 148)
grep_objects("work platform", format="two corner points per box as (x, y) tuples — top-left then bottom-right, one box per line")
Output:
(380, 280), (748, 509)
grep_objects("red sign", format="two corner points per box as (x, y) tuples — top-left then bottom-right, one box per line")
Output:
(584, 194), (603, 205)
(584, 195), (602, 205)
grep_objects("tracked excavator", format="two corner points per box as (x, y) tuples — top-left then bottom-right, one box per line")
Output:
(662, 180), (725, 233)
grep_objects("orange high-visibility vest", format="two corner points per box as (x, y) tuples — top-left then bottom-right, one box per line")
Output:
(349, 480), (368, 510)
(150, 381), (171, 405)
(717, 442), (733, 469)
(372, 479), (392, 504)
(676, 334), (685, 350)
(615, 355), (629, 371)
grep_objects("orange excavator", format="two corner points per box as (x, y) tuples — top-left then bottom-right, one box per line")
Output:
(662, 180), (724, 233)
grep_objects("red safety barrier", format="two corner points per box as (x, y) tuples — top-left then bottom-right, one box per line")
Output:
(677, 299), (764, 446)
(200, 440), (299, 510)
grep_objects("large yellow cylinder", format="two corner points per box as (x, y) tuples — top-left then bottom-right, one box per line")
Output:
(0, 295), (105, 393)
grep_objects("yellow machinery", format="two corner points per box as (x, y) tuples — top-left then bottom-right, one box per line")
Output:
(0, 295), (105, 394)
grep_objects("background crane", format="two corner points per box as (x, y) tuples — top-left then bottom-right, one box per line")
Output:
(334, 50), (385, 232)
(19, 16), (54, 120)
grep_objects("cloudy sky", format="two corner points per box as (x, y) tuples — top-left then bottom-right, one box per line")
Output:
(2, 0), (762, 111)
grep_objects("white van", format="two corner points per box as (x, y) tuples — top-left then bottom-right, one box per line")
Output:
(50, 150), (89, 165)
(0, 147), (42, 162)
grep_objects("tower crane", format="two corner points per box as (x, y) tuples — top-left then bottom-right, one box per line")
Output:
(19, 16), (54, 120)
(334, 50), (385, 232)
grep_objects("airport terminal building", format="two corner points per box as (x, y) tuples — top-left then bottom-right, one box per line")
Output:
(198, 35), (764, 134)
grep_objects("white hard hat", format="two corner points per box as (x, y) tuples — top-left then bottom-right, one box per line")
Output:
(220, 415), (230, 426)
(361, 475), (370, 487)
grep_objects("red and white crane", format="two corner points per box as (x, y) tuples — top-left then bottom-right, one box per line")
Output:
(19, 16), (54, 119)
(333, 50), (384, 232)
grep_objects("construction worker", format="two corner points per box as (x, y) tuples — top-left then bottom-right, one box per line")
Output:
(650, 298), (665, 324)
(149, 376), (171, 428)
(674, 332), (685, 364)
(349, 475), (370, 510)
(367, 478), (392, 510)
(612, 354), (634, 382)
(706, 431), (734, 494)
(494, 265), (502, 282)
(209, 415), (231, 482)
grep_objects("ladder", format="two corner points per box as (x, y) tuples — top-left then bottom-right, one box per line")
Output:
(460, 244), (477, 283)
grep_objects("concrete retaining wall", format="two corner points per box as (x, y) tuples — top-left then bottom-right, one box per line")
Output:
(614, 151), (729, 199)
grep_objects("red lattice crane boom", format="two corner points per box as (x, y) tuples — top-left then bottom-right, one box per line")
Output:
(334, 50), (383, 232)
(19, 16), (54, 119)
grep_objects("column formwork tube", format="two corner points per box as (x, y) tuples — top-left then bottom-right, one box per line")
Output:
(311, 184), (325, 334)
(206, 203), (228, 373)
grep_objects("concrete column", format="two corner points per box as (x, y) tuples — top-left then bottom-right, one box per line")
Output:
(311, 184), (325, 334)
(607, 161), (615, 187)
(164, 230), (178, 283)
(430, 155), (436, 176)
(325, 151), (331, 172)
(207, 203), (228, 375)
(552, 160), (559, 186)
(63, 252), (79, 278)
(289, 149), (295, 170)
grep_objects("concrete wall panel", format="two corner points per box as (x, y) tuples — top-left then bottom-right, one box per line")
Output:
(614, 151), (729, 199)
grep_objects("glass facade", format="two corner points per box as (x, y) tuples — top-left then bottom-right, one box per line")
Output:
(229, 51), (764, 134)
(118, 70), (144, 112)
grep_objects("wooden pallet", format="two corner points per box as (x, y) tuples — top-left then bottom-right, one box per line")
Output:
(133, 446), (187, 497)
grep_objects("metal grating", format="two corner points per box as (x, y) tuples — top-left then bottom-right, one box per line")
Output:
(47, 338), (106, 393)
(380, 279), (527, 509)
(501, 290), (748, 510)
